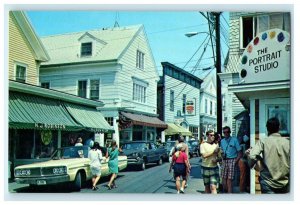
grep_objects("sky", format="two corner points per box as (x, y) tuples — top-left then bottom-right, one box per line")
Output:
(3, 2), (300, 204)
(26, 11), (229, 78)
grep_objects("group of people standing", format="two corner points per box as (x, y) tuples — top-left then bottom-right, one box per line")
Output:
(169, 117), (290, 194)
(76, 138), (120, 191)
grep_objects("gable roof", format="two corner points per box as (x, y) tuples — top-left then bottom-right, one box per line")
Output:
(11, 11), (50, 62)
(40, 25), (143, 66)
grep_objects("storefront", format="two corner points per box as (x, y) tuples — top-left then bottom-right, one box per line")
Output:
(228, 29), (291, 194)
(9, 81), (114, 177)
(164, 123), (192, 141)
(118, 111), (168, 145)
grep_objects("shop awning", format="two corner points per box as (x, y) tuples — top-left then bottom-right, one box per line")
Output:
(119, 112), (168, 130)
(164, 123), (192, 136)
(64, 102), (114, 133)
(9, 92), (81, 130)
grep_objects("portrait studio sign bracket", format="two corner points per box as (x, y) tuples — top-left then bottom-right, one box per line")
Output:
(239, 29), (290, 84)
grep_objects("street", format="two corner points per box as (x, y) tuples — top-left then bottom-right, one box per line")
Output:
(9, 157), (205, 194)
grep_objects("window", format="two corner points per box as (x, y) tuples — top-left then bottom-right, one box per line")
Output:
(182, 94), (186, 114)
(81, 42), (92, 56)
(136, 50), (145, 69)
(170, 90), (174, 111)
(210, 101), (213, 115)
(105, 117), (114, 126)
(241, 13), (291, 49)
(41, 82), (50, 89)
(205, 99), (208, 114)
(78, 80), (87, 98)
(90, 79), (100, 100)
(241, 16), (255, 48)
(15, 64), (26, 83)
(133, 83), (146, 103)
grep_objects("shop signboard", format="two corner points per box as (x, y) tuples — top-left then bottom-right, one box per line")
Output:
(185, 98), (196, 116)
(239, 29), (290, 84)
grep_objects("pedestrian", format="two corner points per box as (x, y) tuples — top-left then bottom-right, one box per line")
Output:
(106, 139), (119, 190)
(238, 130), (250, 193)
(169, 143), (191, 194)
(177, 135), (190, 188)
(245, 117), (290, 193)
(220, 126), (242, 193)
(200, 130), (222, 194)
(75, 137), (83, 146)
(88, 142), (102, 191)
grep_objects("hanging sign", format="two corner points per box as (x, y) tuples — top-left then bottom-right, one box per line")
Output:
(239, 29), (290, 84)
(185, 99), (196, 116)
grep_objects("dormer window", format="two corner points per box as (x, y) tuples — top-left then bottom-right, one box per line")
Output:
(81, 42), (92, 57)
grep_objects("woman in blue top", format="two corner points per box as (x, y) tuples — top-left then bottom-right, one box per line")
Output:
(106, 140), (119, 189)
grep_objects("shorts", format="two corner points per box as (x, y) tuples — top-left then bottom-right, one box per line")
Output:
(221, 158), (235, 180)
(91, 166), (101, 177)
(202, 166), (220, 186)
(173, 163), (187, 180)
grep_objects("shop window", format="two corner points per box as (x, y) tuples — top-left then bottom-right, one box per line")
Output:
(15, 129), (58, 159)
(267, 104), (290, 137)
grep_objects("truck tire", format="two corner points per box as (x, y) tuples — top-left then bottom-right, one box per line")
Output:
(73, 172), (82, 191)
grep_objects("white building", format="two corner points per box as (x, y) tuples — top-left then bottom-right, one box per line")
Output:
(39, 25), (167, 146)
(158, 62), (202, 141)
(199, 68), (217, 139)
(224, 12), (291, 194)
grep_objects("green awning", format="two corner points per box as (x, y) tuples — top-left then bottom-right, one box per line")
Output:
(9, 92), (82, 131)
(64, 102), (114, 133)
(164, 123), (192, 136)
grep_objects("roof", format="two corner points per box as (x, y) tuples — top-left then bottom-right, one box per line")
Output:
(40, 25), (143, 66)
(11, 11), (50, 62)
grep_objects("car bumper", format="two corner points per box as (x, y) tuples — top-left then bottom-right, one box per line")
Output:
(126, 158), (144, 166)
(15, 175), (70, 185)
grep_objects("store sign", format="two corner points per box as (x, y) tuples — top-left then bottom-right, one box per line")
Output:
(35, 123), (66, 130)
(185, 99), (196, 116)
(239, 29), (290, 83)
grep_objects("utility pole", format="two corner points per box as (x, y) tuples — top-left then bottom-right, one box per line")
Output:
(213, 12), (222, 135)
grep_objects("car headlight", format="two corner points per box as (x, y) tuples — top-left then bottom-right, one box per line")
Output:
(15, 169), (31, 177)
(53, 167), (67, 175)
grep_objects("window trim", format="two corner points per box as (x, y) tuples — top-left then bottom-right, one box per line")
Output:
(136, 50), (145, 69)
(77, 80), (88, 98)
(89, 79), (100, 100)
(81, 42), (93, 57)
(15, 62), (27, 83)
(239, 16), (256, 49)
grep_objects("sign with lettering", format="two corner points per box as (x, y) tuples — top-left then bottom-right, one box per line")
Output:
(185, 99), (196, 116)
(239, 29), (290, 83)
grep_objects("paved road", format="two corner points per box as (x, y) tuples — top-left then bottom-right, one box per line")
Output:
(9, 157), (205, 194)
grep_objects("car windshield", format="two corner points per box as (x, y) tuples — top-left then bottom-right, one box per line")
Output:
(122, 142), (146, 150)
(52, 146), (89, 159)
(189, 141), (199, 146)
(165, 141), (175, 149)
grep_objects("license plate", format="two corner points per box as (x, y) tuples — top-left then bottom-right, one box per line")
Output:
(37, 180), (46, 185)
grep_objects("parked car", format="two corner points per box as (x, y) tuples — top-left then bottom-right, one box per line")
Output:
(14, 146), (127, 191)
(121, 141), (167, 170)
(187, 140), (200, 158)
(164, 141), (177, 162)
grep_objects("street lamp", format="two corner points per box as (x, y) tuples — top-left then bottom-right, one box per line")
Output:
(185, 12), (222, 135)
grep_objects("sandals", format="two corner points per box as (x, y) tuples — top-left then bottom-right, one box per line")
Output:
(107, 184), (112, 190)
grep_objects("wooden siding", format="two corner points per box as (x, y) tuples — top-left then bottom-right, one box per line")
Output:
(164, 75), (200, 125)
(9, 12), (39, 85)
(40, 64), (118, 102)
(118, 29), (158, 115)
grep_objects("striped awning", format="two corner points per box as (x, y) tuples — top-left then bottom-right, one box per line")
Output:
(64, 102), (114, 133)
(9, 92), (81, 131)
